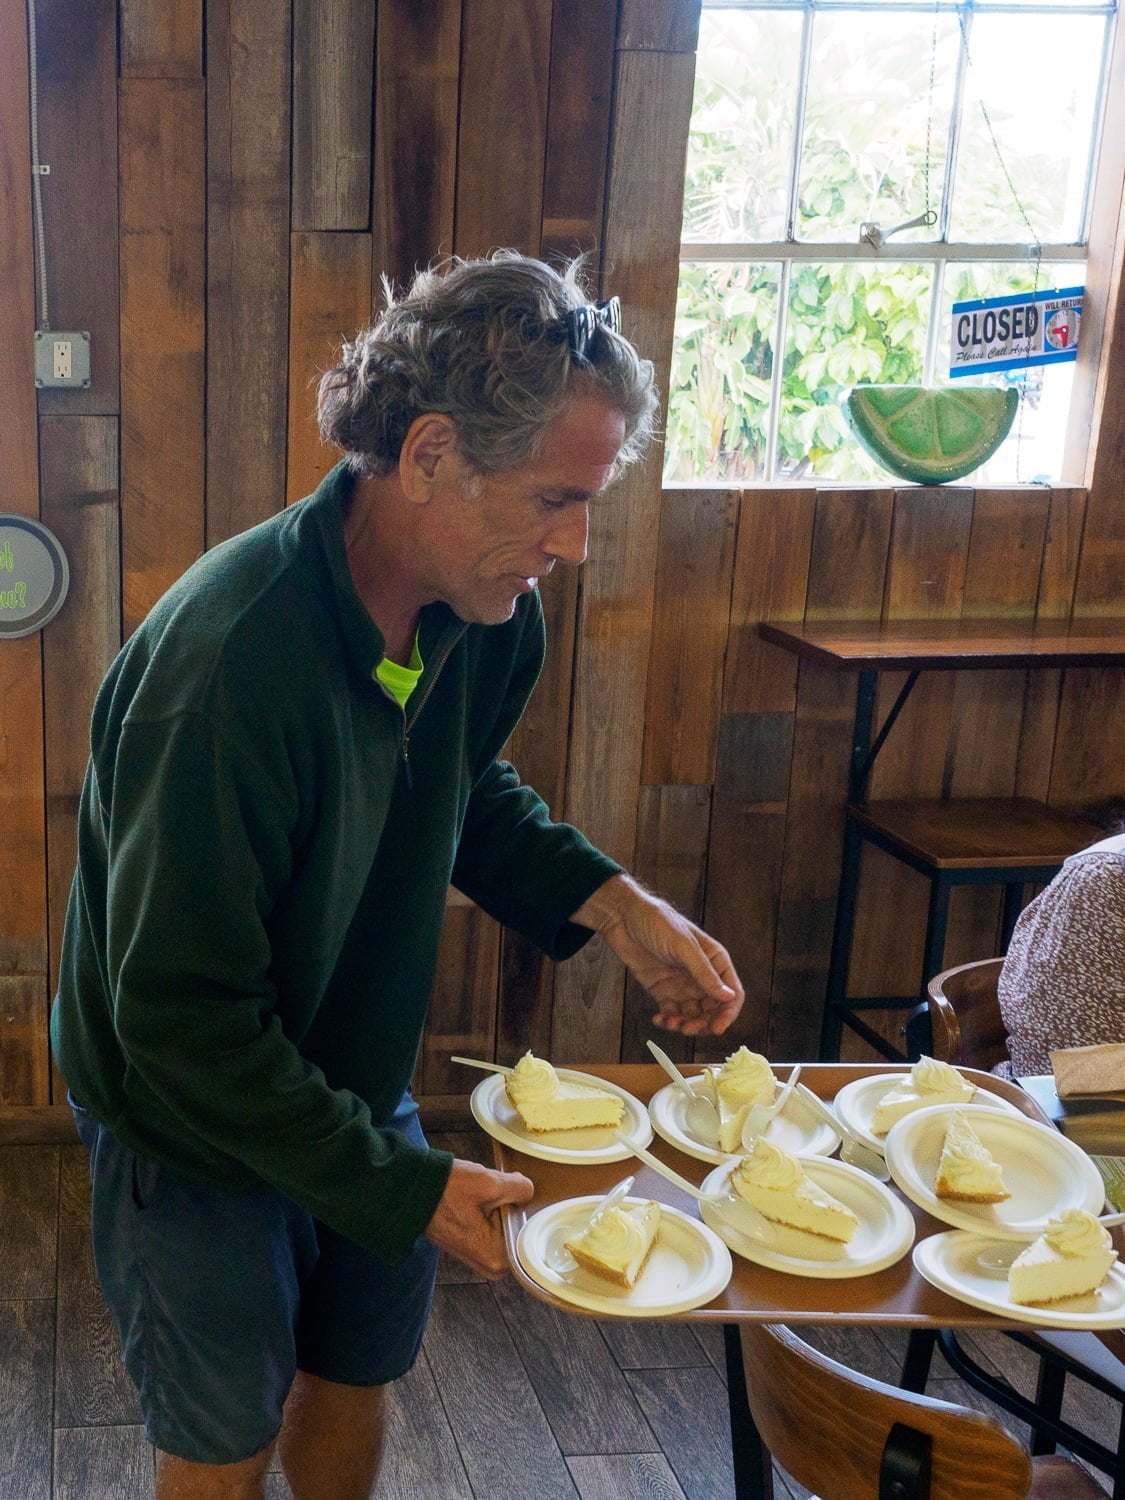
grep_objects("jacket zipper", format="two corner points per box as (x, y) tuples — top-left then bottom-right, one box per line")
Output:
(391, 624), (468, 791)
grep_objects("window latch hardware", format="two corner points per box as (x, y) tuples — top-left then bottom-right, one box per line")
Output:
(859, 210), (937, 249)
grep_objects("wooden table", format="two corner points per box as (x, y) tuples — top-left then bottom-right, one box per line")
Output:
(758, 618), (1125, 1060)
(492, 1063), (1123, 1499)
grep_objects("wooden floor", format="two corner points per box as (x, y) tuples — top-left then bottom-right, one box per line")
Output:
(1, 1132), (1118, 1499)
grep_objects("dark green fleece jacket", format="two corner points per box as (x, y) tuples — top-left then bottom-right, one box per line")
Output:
(51, 463), (622, 1262)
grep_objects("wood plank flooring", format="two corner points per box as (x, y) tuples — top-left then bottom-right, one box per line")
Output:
(0, 1135), (1116, 1499)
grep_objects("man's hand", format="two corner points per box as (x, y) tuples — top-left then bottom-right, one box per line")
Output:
(425, 1159), (535, 1279)
(570, 874), (744, 1036)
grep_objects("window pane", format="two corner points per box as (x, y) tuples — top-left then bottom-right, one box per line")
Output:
(949, 14), (1105, 244)
(776, 262), (930, 481)
(936, 261), (1082, 484)
(682, 10), (802, 243)
(664, 262), (779, 483)
(797, 12), (959, 244)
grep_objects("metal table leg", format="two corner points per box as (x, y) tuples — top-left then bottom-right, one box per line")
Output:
(724, 1323), (774, 1499)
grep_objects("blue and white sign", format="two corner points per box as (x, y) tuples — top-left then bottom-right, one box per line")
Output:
(949, 285), (1083, 379)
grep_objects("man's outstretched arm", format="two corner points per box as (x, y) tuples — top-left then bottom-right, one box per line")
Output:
(570, 873), (744, 1036)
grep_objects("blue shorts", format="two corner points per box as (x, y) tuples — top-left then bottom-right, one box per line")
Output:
(71, 1093), (439, 1465)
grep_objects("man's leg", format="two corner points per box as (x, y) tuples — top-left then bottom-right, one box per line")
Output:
(155, 1443), (275, 1499)
(278, 1370), (387, 1500)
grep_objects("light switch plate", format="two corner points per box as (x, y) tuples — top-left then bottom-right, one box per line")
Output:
(35, 330), (91, 388)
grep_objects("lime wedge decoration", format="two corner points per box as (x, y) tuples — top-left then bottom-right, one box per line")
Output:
(844, 385), (1019, 484)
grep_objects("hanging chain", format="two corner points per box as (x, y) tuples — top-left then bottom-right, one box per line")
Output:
(957, 9), (1043, 481)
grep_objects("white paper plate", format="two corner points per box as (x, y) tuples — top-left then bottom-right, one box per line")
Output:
(885, 1103), (1106, 1239)
(833, 1072), (1024, 1153)
(649, 1081), (841, 1165)
(469, 1071), (652, 1164)
(914, 1230), (1125, 1330)
(697, 1156), (915, 1278)
(515, 1196), (733, 1317)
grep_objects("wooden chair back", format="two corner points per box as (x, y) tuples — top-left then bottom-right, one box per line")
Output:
(925, 957), (1008, 1070)
(740, 1322), (1032, 1499)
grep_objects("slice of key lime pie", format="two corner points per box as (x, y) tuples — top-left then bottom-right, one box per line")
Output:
(871, 1055), (976, 1135)
(1008, 1209), (1118, 1306)
(504, 1052), (624, 1134)
(704, 1047), (777, 1153)
(730, 1139), (859, 1243)
(563, 1200), (662, 1288)
(934, 1110), (1009, 1203)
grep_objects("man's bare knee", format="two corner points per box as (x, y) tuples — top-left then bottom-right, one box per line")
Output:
(155, 1440), (275, 1499)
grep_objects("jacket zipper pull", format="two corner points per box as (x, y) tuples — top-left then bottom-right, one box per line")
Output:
(401, 732), (414, 791)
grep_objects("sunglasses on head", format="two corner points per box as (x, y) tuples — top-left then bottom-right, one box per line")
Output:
(563, 297), (622, 361)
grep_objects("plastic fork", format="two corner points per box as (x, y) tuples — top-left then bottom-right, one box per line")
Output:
(796, 1087), (891, 1182)
(646, 1039), (721, 1147)
(612, 1131), (776, 1245)
(547, 1174), (636, 1273)
(740, 1063), (804, 1149)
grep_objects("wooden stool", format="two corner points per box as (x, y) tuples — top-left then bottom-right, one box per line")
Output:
(819, 797), (1103, 1061)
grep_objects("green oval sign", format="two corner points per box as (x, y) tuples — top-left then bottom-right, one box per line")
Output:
(0, 515), (70, 638)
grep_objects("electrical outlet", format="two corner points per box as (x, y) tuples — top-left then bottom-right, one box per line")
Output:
(35, 330), (91, 389)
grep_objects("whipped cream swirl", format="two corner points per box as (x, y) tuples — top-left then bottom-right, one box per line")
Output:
(912, 1055), (974, 1099)
(715, 1046), (775, 1106)
(507, 1052), (559, 1105)
(733, 1137), (805, 1193)
(1045, 1209), (1114, 1258)
(575, 1206), (649, 1267)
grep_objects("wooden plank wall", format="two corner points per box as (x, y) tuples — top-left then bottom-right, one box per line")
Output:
(3, 0), (1125, 1116)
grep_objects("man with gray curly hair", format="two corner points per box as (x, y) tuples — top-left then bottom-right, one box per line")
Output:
(53, 252), (744, 1500)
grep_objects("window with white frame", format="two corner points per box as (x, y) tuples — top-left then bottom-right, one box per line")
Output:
(665, 0), (1118, 485)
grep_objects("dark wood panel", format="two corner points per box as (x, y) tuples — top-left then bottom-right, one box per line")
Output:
(286, 232), (373, 505)
(119, 79), (205, 634)
(39, 416), (119, 1057)
(492, 1279), (654, 1454)
(0, 976), (50, 1109)
(554, 46), (697, 1060)
(642, 489), (738, 786)
(292, 0), (376, 231)
(703, 713), (792, 1058)
(0, 1298), (54, 1500)
(943, 491), (1050, 965)
(35, 0), (118, 417)
(506, 565), (579, 823)
(0, 0), (49, 1058)
(0, 1147), (58, 1300)
(1016, 487), (1087, 802)
(497, 931), (556, 1070)
(59, 1143), (91, 1226)
(55, 1221), (143, 1429)
(455, 0), (552, 258)
(540, 0), (619, 259)
(423, 1283), (580, 1499)
(850, 487), (974, 1004)
(723, 489), (815, 716)
(1050, 666), (1125, 805)
(617, 0), (701, 52)
(53, 1425), (154, 1500)
(0, 0), (40, 510)
(382, 1350), (474, 1498)
(771, 491), (893, 1058)
(121, 0), (202, 77)
(622, 785), (712, 1063)
(421, 894), (501, 1096)
(373, 0), (461, 294)
(205, 0), (291, 542)
(805, 490), (894, 620)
